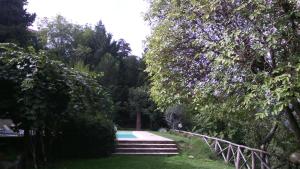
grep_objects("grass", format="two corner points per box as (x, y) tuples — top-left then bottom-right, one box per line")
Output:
(50, 131), (234, 169)
(152, 131), (218, 159)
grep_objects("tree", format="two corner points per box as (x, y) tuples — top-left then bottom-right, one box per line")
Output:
(37, 15), (82, 62)
(117, 39), (131, 58)
(96, 53), (120, 87)
(0, 0), (36, 45)
(165, 104), (192, 130)
(145, 0), (300, 165)
(128, 86), (163, 130)
(87, 21), (120, 68)
(37, 16), (122, 69)
(36, 15), (156, 130)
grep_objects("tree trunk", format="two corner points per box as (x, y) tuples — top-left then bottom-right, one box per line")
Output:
(136, 112), (141, 130)
(291, 100), (300, 118)
(260, 122), (278, 150)
(37, 130), (47, 167)
(22, 129), (30, 169)
(30, 131), (38, 169)
(286, 107), (300, 144)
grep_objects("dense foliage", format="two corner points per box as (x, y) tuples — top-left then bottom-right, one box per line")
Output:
(0, 43), (115, 168)
(145, 0), (300, 166)
(36, 16), (154, 128)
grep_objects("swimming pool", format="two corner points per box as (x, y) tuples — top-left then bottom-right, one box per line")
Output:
(116, 131), (137, 139)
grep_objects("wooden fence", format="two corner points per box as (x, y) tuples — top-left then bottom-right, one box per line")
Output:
(173, 130), (271, 169)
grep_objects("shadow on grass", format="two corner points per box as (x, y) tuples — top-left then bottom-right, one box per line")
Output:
(51, 155), (233, 169)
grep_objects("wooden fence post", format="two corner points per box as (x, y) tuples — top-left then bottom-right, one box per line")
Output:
(215, 140), (218, 152)
(251, 151), (255, 169)
(236, 147), (241, 169)
(260, 152), (265, 169)
(226, 144), (231, 163)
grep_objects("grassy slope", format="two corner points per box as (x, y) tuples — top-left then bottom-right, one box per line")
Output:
(51, 132), (233, 169)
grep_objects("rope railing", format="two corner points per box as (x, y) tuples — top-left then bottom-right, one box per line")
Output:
(173, 130), (271, 169)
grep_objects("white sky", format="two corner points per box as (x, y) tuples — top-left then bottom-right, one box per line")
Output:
(26, 0), (150, 57)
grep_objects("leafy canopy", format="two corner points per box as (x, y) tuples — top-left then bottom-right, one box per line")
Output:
(0, 43), (113, 132)
(145, 0), (300, 148)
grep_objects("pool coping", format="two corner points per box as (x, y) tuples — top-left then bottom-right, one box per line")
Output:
(116, 131), (173, 141)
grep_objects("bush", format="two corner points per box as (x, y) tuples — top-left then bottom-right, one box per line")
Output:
(0, 43), (116, 162)
(165, 104), (192, 130)
(53, 116), (115, 158)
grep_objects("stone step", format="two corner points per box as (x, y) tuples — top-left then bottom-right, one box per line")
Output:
(117, 143), (177, 148)
(115, 131), (178, 156)
(113, 152), (179, 156)
(115, 147), (178, 153)
(117, 140), (175, 144)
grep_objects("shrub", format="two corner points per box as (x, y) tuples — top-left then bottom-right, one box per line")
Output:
(0, 43), (116, 164)
(53, 116), (115, 158)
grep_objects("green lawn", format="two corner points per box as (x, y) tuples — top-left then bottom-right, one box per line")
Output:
(51, 132), (233, 169)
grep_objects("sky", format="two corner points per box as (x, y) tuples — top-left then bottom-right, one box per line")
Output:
(26, 0), (151, 57)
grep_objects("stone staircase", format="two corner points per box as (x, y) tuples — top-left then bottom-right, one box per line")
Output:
(114, 140), (179, 155)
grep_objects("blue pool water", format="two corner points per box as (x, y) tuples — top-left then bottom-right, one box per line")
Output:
(116, 131), (137, 139)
